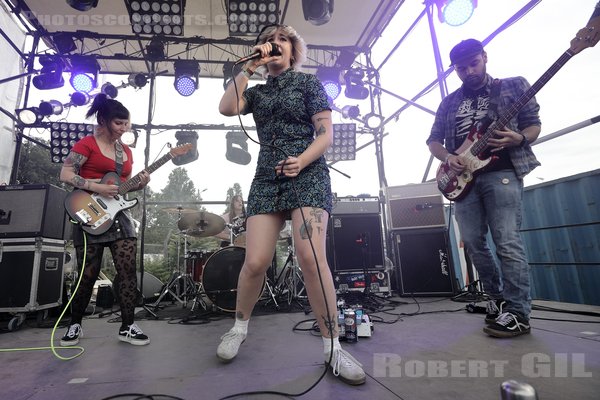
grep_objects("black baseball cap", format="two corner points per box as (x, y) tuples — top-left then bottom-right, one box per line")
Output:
(449, 39), (484, 66)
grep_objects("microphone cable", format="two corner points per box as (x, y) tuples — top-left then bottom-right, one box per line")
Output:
(215, 62), (338, 399)
(0, 226), (88, 360)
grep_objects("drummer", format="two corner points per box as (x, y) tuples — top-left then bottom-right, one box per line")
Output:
(215, 194), (246, 247)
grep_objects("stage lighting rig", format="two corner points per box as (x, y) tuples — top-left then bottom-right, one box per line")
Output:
(226, 131), (251, 165)
(302, 0), (334, 26)
(66, 0), (99, 12)
(69, 55), (100, 93)
(344, 69), (369, 100)
(173, 131), (199, 165)
(364, 113), (384, 130)
(317, 67), (342, 101)
(325, 123), (356, 162)
(15, 107), (42, 126)
(128, 73), (148, 89)
(227, 0), (280, 36)
(125, 0), (185, 35)
(49, 122), (95, 163)
(341, 105), (360, 119)
(38, 100), (64, 117)
(433, 0), (477, 26)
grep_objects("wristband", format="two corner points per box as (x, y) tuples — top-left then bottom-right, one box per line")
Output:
(241, 67), (254, 79)
(519, 135), (529, 147)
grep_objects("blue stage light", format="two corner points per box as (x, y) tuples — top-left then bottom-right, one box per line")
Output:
(173, 60), (199, 97)
(442, 0), (475, 27)
(70, 73), (95, 93)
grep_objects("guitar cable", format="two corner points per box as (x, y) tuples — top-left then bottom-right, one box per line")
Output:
(214, 65), (338, 399)
(0, 226), (88, 360)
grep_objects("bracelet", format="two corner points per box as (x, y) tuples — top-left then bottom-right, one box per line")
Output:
(519, 135), (529, 147)
(241, 67), (254, 79)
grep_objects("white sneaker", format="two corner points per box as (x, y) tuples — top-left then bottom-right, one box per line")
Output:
(217, 328), (246, 363)
(326, 348), (366, 385)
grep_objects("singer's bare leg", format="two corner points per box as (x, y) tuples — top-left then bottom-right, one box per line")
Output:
(291, 207), (338, 338)
(234, 213), (283, 320)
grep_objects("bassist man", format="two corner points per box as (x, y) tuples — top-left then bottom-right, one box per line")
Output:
(426, 39), (541, 338)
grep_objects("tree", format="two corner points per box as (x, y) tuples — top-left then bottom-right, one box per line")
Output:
(16, 138), (65, 187)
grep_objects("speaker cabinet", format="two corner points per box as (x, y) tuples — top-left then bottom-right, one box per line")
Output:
(327, 214), (384, 271)
(393, 228), (456, 296)
(386, 182), (446, 230)
(0, 184), (68, 240)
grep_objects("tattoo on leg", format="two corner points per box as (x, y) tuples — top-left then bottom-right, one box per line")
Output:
(322, 315), (337, 336)
(236, 311), (244, 320)
(309, 208), (324, 235)
(300, 219), (313, 239)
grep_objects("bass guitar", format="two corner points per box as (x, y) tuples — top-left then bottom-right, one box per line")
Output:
(436, 3), (600, 201)
(65, 143), (192, 235)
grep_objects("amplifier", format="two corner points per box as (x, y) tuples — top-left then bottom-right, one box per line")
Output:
(0, 184), (68, 240)
(386, 182), (445, 230)
(334, 269), (391, 294)
(331, 196), (380, 215)
(327, 214), (385, 271)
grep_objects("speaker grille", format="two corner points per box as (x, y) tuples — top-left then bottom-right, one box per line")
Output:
(388, 195), (446, 230)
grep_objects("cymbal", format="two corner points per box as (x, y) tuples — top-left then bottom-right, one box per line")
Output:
(160, 207), (198, 214)
(178, 211), (226, 237)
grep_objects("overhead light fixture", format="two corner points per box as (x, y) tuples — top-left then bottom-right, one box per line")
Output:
(172, 131), (199, 165)
(52, 32), (77, 54)
(435, 0), (476, 26)
(145, 38), (165, 61)
(174, 60), (199, 97)
(69, 55), (100, 93)
(101, 82), (118, 99)
(226, 131), (251, 165)
(68, 91), (91, 107)
(38, 100), (64, 117)
(341, 105), (360, 119)
(126, 0), (185, 35)
(325, 123), (356, 162)
(66, 0), (99, 12)
(302, 0), (334, 26)
(227, 0), (279, 36)
(32, 55), (65, 90)
(15, 107), (43, 126)
(317, 67), (342, 101)
(128, 73), (148, 88)
(121, 129), (139, 148)
(344, 69), (369, 100)
(49, 122), (95, 163)
(364, 113), (384, 130)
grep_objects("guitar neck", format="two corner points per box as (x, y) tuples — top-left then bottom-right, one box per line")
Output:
(470, 49), (575, 156)
(118, 151), (175, 194)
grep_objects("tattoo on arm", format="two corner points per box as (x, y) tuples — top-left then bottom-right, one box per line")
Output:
(65, 153), (85, 175)
(71, 176), (87, 189)
(316, 124), (326, 136)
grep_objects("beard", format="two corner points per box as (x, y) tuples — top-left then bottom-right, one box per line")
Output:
(463, 65), (487, 90)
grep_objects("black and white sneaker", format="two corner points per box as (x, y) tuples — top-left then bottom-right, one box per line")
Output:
(118, 323), (150, 345)
(485, 299), (506, 324)
(483, 312), (531, 338)
(60, 323), (83, 346)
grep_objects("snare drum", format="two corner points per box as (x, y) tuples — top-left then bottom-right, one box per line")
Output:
(201, 246), (265, 312)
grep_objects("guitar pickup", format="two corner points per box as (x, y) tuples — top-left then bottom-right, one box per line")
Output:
(75, 209), (92, 224)
(87, 202), (101, 215)
(95, 198), (108, 210)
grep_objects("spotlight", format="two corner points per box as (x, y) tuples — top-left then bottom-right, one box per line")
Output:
(172, 131), (199, 165)
(121, 129), (139, 148)
(101, 82), (118, 99)
(437, 0), (476, 26)
(302, 0), (334, 26)
(128, 73), (148, 88)
(364, 113), (384, 130)
(69, 91), (91, 107)
(226, 131), (251, 165)
(126, 0), (185, 35)
(145, 38), (165, 60)
(49, 122), (95, 163)
(32, 55), (65, 90)
(325, 123), (356, 162)
(66, 0), (99, 12)
(69, 55), (100, 93)
(344, 69), (369, 100)
(227, 0), (280, 36)
(174, 60), (199, 97)
(15, 107), (42, 126)
(341, 105), (360, 119)
(38, 100), (63, 116)
(52, 32), (77, 54)
(317, 67), (342, 101)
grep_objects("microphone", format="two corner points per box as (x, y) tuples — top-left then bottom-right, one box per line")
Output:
(234, 43), (281, 65)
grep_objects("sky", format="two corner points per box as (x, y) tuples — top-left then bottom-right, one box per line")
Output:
(21, 0), (600, 216)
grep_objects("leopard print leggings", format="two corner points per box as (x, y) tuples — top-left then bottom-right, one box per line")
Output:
(70, 238), (138, 327)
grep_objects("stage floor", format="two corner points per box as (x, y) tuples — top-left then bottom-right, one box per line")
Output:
(1, 295), (599, 400)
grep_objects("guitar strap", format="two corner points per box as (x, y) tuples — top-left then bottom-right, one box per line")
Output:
(114, 140), (124, 177)
(487, 78), (502, 120)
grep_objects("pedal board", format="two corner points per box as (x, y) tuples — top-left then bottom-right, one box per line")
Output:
(334, 270), (391, 294)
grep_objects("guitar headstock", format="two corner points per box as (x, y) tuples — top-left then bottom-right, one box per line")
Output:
(569, 2), (600, 54)
(170, 143), (193, 157)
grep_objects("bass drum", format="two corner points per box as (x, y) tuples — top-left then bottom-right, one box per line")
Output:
(201, 246), (264, 312)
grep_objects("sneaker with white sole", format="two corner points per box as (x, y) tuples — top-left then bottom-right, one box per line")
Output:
(60, 323), (82, 346)
(118, 323), (150, 345)
(326, 348), (366, 385)
(483, 312), (531, 338)
(216, 328), (246, 363)
(485, 299), (506, 324)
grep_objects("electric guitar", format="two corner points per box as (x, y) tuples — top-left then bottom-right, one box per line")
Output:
(436, 3), (600, 201)
(64, 143), (193, 235)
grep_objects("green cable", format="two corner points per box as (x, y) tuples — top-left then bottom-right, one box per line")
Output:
(0, 230), (88, 359)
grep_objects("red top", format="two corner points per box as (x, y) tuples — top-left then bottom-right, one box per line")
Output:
(71, 135), (133, 182)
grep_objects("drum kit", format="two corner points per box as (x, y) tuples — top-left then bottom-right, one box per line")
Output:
(150, 206), (262, 313)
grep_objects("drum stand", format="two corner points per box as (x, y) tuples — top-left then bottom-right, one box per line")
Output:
(151, 232), (200, 310)
(272, 238), (307, 309)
